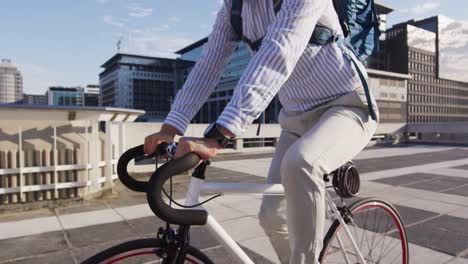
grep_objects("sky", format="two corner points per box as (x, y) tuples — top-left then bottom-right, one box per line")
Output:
(1, 0), (467, 94)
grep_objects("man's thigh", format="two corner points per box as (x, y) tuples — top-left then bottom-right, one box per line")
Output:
(286, 105), (377, 175)
(266, 130), (300, 184)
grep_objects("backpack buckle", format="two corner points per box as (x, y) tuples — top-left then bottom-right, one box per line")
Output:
(332, 35), (340, 42)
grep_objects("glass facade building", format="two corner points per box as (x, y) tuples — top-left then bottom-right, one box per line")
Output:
(99, 54), (194, 121)
(47, 87), (85, 106)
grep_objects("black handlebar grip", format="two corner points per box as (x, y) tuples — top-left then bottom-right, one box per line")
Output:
(117, 145), (148, 192)
(146, 153), (208, 226)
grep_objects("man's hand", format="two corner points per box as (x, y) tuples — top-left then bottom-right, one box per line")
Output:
(144, 124), (177, 155)
(175, 137), (221, 160)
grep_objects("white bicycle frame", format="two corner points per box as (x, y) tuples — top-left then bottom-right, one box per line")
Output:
(182, 177), (367, 264)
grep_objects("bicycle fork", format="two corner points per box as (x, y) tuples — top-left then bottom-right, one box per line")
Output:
(184, 176), (255, 264)
(325, 192), (367, 264)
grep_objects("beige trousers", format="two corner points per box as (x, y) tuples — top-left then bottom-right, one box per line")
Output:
(258, 88), (379, 264)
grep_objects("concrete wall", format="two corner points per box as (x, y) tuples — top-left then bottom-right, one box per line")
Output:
(0, 122), (117, 206)
(2, 118), (466, 207)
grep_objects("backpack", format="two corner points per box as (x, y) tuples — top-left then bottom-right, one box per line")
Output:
(230, 0), (379, 123)
(230, 0), (381, 63)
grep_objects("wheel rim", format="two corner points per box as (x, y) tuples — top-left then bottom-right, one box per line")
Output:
(105, 248), (202, 264)
(322, 201), (408, 264)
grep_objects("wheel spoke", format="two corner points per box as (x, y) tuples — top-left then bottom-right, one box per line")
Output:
(322, 200), (407, 264)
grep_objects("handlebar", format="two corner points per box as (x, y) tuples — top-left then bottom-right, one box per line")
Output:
(117, 145), (149, 192)
(117, 143), (171, 192)
(147, 152), (208, 226)
(117, 144), (208, 226)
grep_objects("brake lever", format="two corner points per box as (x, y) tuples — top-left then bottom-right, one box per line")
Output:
(135, 142), (178, 163)
(134, 152), (158, 163)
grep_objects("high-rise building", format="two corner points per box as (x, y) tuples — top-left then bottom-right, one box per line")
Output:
(386, 17), (468, 123)
(84, 84), (100, 106)
(0, 59), (23, 104)
(99, 53), (194, 121)
(47, 86), (85, 106)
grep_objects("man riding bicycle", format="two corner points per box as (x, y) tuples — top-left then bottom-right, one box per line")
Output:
(144, 0), (379, 263)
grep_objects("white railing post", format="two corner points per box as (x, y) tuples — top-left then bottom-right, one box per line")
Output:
(118, 122), (126, 156)
(89, 121), (100, 193)
(85, 121), (90, 195)
(104, 121), (113, 190)
(18, 126), (25, 202)
(53, 125), (59, 199)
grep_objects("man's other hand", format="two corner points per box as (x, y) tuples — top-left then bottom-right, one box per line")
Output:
(175, 137), (221, 160)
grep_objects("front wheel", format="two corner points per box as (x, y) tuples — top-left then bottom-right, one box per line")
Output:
(319, 198), (409, 264)
(81, 238), (214, 264)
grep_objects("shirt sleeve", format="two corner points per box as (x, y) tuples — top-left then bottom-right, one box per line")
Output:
(164, 1), (239, 135)
(216, 0), (328, 136)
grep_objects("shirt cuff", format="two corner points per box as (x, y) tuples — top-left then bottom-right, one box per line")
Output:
(216, 105), (255, 137)
(163, 110), (191, 136)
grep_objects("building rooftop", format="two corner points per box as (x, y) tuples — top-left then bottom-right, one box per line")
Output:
(49, 86), (84, 92)
(367, 69), (412, 79)
(375, 2), (394, 14)
(0, 59), (18, 69)
(0, 104), (145, 122)
(101, 53), (194, 68)
(175, 37), (209, 55)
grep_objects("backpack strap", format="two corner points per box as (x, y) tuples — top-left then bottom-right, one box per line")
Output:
(230, 0), (244, 41)
(231, 0), (283, 52)
(273, 0), (283, 14)
(231, 0), (257, 48)
(337, 38), (377, 121)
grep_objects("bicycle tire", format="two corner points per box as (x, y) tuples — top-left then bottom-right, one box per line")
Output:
(319, 197), (409, 264)
(81, 238), (214, 264)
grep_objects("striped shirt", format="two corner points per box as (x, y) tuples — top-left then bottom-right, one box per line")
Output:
(164, 0), (363, 136)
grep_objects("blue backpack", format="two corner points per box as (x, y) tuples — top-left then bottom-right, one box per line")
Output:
(334, 0), (381, 62)
(230, 0), (380, 121)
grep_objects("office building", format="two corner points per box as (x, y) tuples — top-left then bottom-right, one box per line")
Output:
(23, 93), (47, 105)
(0, 59), (23, 104)
(85, 84), (100, 106)
(99, 53), (194, 121)
(386, 17), (468, 123)
(47, 86), (85, 106)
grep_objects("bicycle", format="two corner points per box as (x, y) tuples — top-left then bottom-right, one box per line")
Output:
(82, 143), (409, 264)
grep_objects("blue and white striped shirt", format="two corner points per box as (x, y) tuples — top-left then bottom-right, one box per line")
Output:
(165, 0), (363, 136)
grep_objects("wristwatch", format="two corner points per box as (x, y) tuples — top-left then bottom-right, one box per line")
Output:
(204, 123), (232, 148)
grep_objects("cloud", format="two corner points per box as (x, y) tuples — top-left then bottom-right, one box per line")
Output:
(121, 28), (194, 58)
(128, 5), (153, 18)
(400, 1), (440, 15)
(102, 15), (125, 27)
(155, 24), (170, 31)
(168, 16), (181, 23)
(437, 16), (468, 82)
(96, 0), (110, 4)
